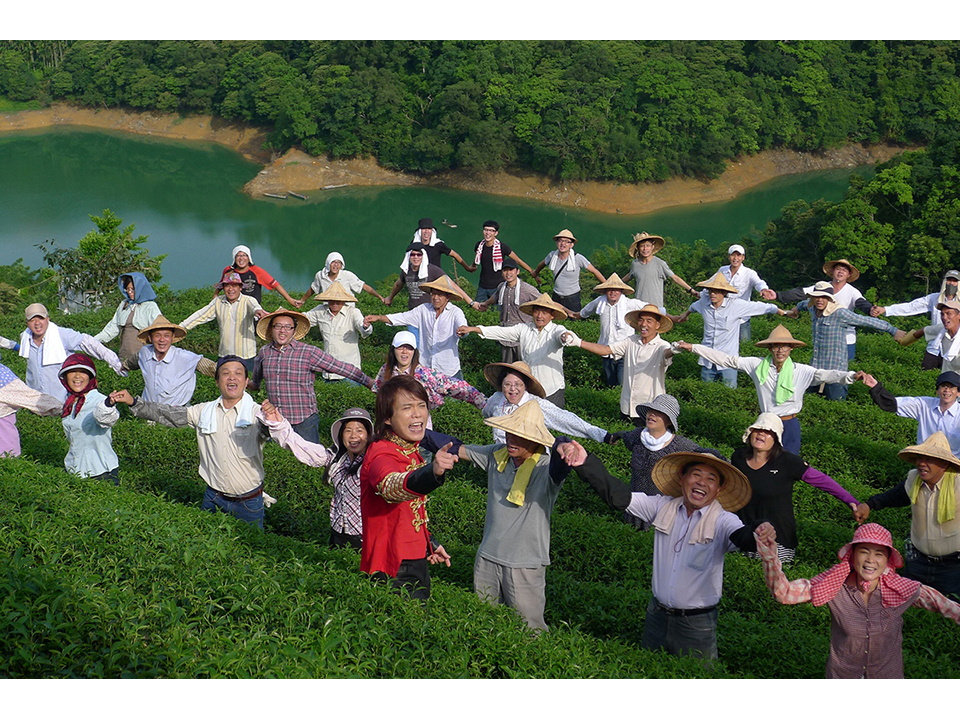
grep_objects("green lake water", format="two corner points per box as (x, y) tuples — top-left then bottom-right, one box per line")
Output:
(0, 128), (873, 292)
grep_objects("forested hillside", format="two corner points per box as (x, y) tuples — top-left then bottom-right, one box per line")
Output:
(3, 40), (960, 182)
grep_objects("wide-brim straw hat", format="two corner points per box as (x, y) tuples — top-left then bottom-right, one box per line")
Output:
(418, 274), (462, 297)
(593, 273), (634, 294)
(805, 281), (836, 301)
(897, 431), (960, 471)
(256, 308), (311, 341)
(823, 258), (861, 283)
(519, 293), (568, 321)
(313, 281), (358, 304)
(553, 228), (578, 244)
(696, 272), (738, 294)
(137, 315), (186, 344)
(636, 393), (680, 432)
(755, 324), (806, 348)
(742, 412), (784, 446)
(483, 399), (555, 449)
(837, 523), (904, 569)
(651, 452), (752, 512)
(625, 305), (673, 334)
(483, 361), (546, 399)
(628, 232), (665, 257)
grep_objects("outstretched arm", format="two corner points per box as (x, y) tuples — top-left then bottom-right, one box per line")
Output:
(914, 584), (960, 624)
(586, 264), (605, 283)
(273, 282), (303, 308)
(508, 251), (536, 277)
(756, 523), (813, 605)
(363, 282), (387, 303)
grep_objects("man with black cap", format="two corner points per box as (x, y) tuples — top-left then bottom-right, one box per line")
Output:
(385, 241), (475, 310)
(411, 217), (472, 271)
(859, 369), (960, 456)
(871, 269), (960, 370)
(110, 355), (273, 529)
(467, 220), (537, 305)
(477, 256), (541, 363)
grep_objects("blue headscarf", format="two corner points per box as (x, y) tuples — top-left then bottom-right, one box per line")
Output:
(118, 272), (157, 305)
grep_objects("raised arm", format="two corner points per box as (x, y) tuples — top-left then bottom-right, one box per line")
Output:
(77, 335), (125, 377)
(508, 250), (536, 277)
(258, 402), (335, 468)
(800, 464), (859, 515)
(756, 524), (813, 605)
(363, 282), (387, 303)
(586, 264), (605, 283)
(111, 389), (190, 429)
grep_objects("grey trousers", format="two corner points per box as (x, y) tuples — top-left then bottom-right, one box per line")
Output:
(474, 554), (548, 631)
(642, 597), (718, 662)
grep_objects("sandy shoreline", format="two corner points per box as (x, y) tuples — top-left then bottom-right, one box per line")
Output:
(0, 104), (912, 215)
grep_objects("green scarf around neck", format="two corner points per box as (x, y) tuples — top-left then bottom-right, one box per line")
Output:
(756, 356), (795, 405)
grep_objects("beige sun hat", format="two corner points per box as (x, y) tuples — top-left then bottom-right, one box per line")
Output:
(937, 298), (960, 313)
(625, 304), (673, 334)
(520, 293), (568, 321)
(755, 324), (807, 348)
(553, 228), (578, 244)
(418, 274), (462, 297)
(628, 232), (665, 257)
(696, 272), (738, 294)
(823, 258), (861, 283)
(137, 315), (187, 344)
(256, 308), (311, 341)
(593, 273), (634, 294)
(651, 452), (752, 512)
(805, 281), (837, 301)
(483, 361), (546, 399)
(897, 431), (960, 471)
(742, 412), (784, 446)
(483, 399), (555, 449)
(313, 281), (358, 304)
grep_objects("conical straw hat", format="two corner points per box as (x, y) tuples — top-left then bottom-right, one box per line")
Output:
(483, 361), (546, 399)
(137, 315), (186, 344)
(823, 258), (861, 283)
(483, 399), (555, 449)
(696, 272), (738, 294)
(593, 273), (634, 294)
(519, 293), (568, 321)
(897, 431), (960, 471)
(256, 308), (311, 341)
(314, 281), (358, 304)
(651, 452), (752, 512)
(418, 274), (462, 297)
(625, 304), (673, 334)
(628, 232), (665, 257)
(755, 324), (807, 348)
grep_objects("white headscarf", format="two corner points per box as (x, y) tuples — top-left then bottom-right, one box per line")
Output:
(232, 244), (253, 265)
(324, 251), (345, 275)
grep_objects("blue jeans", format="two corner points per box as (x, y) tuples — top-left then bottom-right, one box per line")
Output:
(291, 412), (320, 445)
(781, 416), (801, 455)
(201, 485), (264, 529)
(642, 598), (718, 662)
(701, 365), (738, 389)
(602, 357), (624, 387)
(475, 286), (498, 304)
(903, 540), (960, 600)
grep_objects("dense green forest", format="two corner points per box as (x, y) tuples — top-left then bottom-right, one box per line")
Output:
(3, 40), (960, 182)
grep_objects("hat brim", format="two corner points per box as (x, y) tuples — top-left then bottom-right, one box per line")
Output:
(755, 337), (806, 348)
(331, 412), (374, 450)
(897, 448), (960, 472)
(625, 308), (673, 334)
(483, 362), (546, 399)
(823, 260), (860, 283)
(256, 311), (311, 341)
(628, 236), (664, 257)
(483, 414), (555, 449)
(651, 452), (752, 512)
(138, 324), (187, 344)
(519, 301), (567, 321)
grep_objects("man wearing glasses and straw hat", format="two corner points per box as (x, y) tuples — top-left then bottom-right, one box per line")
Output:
(427, 401), (580, 631)
(673, 324), (864, 454)
(556, 441), (765, 661)
(564, 305), (676, 424)
(676, 271), (788, 389)
(855, 432), (960, 599)
(250, 307), (373, 444)
(304, 281), (373, 385)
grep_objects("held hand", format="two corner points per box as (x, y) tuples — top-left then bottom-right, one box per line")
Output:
(432, 442), (459, 476)
(109, 389), (135, 406)
(427, 544), (451, 566)
(363, 314), (376, 328)
(674, 341), (693, 352)
(853, 503), (871, 524)
(783, 307), (800, 319)
(383, 297), (393, 307)
(675, 312), (690, 324)
(893, 329), (907, 343)
(260, 399), (282, 423)
(870, 305), (885, 317)
(760, 288), (777, 301)
(556, 440), (588, 467)
(754, 521), (777, 545)
(290, 299), (304, 309)
(856, 371), (878, 388)
(457, 325), (475, 337)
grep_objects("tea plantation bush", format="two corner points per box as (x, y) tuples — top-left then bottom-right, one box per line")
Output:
(1, 279), (958, 678)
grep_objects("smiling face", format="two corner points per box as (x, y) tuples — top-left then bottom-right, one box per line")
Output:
(532, 307), (553, 329)
(124, 280), (136, 300)
(729, 251), (744, 270)
(234, 251), (250, 270)
(223, 282), (242, 302)
(270, 315), (297, 347)
(329, 260), (344, 275)
(340, 420), (370, 459)
(482, 226), (498, 245)
(915, 454), (951, 486)
(636, 312), (661, 342)
(605, 289), (622, 305)
(420, 227), (433, 243)
(749, 428), (777, 453)
(769, 343), (794, 368)
(938, 382), (959, 407)
(394, 344), (415, 370)
(151, 329), (175, 357)
(812, 296), (831, 312)
(385, 389), (428, 443)
(555, 236), (573, 255)
(409, 250), (423, 269)
(851, 543), (889, 590)
(637, 240), (654, 259)
(501, 371), (527, 405)
(831, 264), (851, 283)
(501, 265), (519, 286)
(328, 300), (345, 316)
(504, 432), (541, 463)
(27, 314), (49, 340)
(216, 361), (247, 406)
(680, 463), (722, 513)
(65, 369), (92, 393)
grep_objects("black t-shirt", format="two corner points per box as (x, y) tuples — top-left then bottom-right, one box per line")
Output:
(731, 447), (810, 550)
(400, 264), (447, 309)
(474, 240), (513, 289)
(422, 241), (452, 268)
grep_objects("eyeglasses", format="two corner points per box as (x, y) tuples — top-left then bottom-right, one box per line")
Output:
(556, 239), (573, 245)
(502, 381), (526, 390)
(273, 324), (296, 331)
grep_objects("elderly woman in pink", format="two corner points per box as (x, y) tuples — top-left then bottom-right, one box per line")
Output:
(755, 522), (960, 678)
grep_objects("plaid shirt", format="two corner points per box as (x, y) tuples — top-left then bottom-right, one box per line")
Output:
(252, 340), (371, 424)
(799, 303), (897, 370)
(328, 452), (364, 536)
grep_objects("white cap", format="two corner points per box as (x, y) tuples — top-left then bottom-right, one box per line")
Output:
(728, 244), (745, 255)
(391, 330), (417, 349)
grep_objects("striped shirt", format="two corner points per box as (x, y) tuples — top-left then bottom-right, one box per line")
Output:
(180, 295), (264, 359)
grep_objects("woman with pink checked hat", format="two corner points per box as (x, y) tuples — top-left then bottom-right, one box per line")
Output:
(754, 521), (960, 678)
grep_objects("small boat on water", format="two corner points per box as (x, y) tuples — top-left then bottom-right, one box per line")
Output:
(264, 192), (287, 199)
(442, 219), (457, 228)
(289, 191), (307, 200)
(323, 183), (348, 190)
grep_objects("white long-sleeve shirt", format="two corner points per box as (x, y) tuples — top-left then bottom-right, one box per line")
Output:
(387, 303), (467, 377)
(478, 321), (578, 397)
(885, 291), (941, 354)
(687, 296), (779, 366)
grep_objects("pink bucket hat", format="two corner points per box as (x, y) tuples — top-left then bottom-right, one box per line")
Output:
(837, 523), (904, 569)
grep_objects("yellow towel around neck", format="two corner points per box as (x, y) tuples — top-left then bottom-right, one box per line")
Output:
(494, 446), (543, 507)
